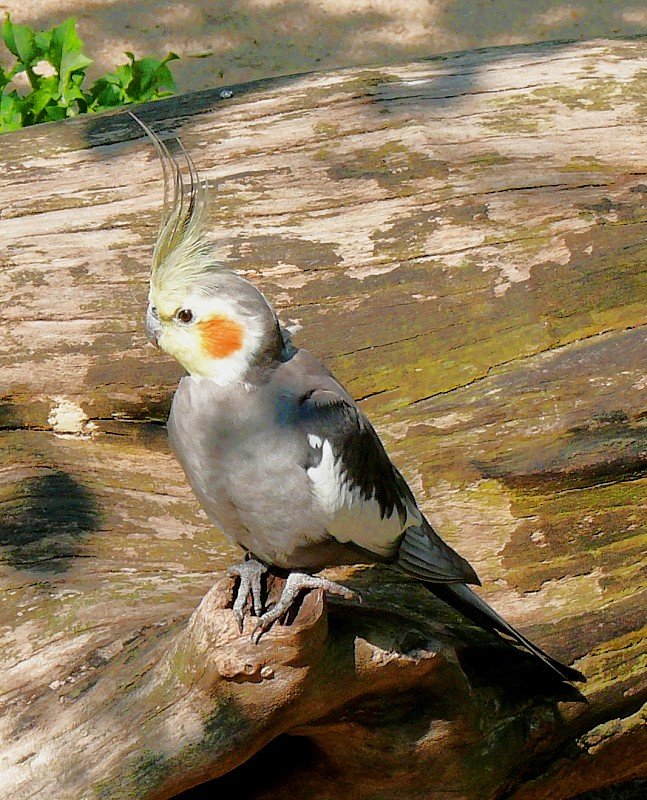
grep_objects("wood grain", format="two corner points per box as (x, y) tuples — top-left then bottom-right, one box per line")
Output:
(1, 37), (645, 800)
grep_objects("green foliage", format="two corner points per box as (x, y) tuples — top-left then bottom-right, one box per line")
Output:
(0, 14), (178, 132)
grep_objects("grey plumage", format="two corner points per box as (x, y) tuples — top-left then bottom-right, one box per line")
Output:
(132, 113), (585, 683)
(167, 314), (583, 681)
(168, 345), (475, 578)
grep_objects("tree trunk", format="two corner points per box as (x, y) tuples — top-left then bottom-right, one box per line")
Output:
(1, 37), (645, 800)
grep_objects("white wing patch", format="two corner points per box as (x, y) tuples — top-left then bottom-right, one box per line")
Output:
(306, 437), (404, 557)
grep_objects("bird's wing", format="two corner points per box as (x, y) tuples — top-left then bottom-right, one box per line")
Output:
(298, 384), (478, 584)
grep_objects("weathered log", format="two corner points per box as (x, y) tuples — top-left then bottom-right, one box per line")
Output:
(1, 37), (646, 800)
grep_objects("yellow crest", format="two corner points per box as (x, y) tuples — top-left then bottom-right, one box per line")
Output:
(129, 111), (213, 298)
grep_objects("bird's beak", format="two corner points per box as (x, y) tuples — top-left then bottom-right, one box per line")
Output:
(146, 305), (162, 348)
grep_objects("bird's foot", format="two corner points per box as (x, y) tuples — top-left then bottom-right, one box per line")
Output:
(252, 572), (357, 643)
(227, 559), (267, 632)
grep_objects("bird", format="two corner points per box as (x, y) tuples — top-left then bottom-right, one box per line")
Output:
(130, 111), (585, 684)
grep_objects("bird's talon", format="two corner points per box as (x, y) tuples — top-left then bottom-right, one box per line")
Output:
(251, 618), (271, 644)
(247, 572), (357, 643)
(325, 584), (358, 602)
(233, 609), (244, 634)
(227, 559), (267, 631)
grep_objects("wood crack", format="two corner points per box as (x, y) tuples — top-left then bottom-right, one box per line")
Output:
(410, 323), (646, 406)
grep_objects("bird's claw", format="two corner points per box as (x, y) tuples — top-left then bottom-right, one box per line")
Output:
(250, 572), (358, 643)
(227, 559), (267, 631)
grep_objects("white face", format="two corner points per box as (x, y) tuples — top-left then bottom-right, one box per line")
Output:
(147, 291), (264, 385)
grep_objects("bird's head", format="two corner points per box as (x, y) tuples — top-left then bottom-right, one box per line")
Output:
(132, 114), (283, 385)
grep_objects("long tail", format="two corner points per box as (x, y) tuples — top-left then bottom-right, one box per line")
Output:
(428, 582), (586, 683)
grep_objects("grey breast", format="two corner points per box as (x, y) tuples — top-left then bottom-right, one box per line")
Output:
(167, 374), (331, 566)
(167, 377), (247, 544)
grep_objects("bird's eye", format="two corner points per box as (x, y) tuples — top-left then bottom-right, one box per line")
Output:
(176, 309), (194, 324)
(150, 306), (158, 318)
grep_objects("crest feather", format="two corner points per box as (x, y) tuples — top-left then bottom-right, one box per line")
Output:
(129, 111), (213, 294)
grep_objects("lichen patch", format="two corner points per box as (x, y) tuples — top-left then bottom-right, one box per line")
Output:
(491, 569), (604, 624)
(423, 479), (521, 580)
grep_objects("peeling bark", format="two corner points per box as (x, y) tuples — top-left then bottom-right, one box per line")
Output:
(1, 38), (646, 800)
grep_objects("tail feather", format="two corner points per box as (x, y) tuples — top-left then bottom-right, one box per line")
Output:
(428, 582), (586, 683)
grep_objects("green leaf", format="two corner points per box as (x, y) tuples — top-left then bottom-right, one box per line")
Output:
(44, 104), (67, 121)
(29, 76), (59, 116)
(92, 61), (132, 91)
(0, 16), (178, 131)
(160, 51), (180, 67)
(130, 56), (158, 97)
(117, 51), (178, 102)
(59, 71), (87, 111)
(47, 17), (92, 88)
(86, 60), (132, 110)
(2, 14), (37, 65)
(87, 78), (126, 110)
(60, 48), (93, 81)
(0, 92), (25, 131)
(0, 65), (11, 92)
(34, 29), (52, 55)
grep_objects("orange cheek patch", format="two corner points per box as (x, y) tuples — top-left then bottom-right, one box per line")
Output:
(198, 314), (245, 359)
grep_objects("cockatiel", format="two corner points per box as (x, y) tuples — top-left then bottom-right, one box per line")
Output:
(132, 112), (584, 683)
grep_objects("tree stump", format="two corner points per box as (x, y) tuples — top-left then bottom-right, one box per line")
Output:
(1, 37), (645, 800)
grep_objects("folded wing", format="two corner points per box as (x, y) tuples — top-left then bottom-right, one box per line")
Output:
(299, 385), (478, 584)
